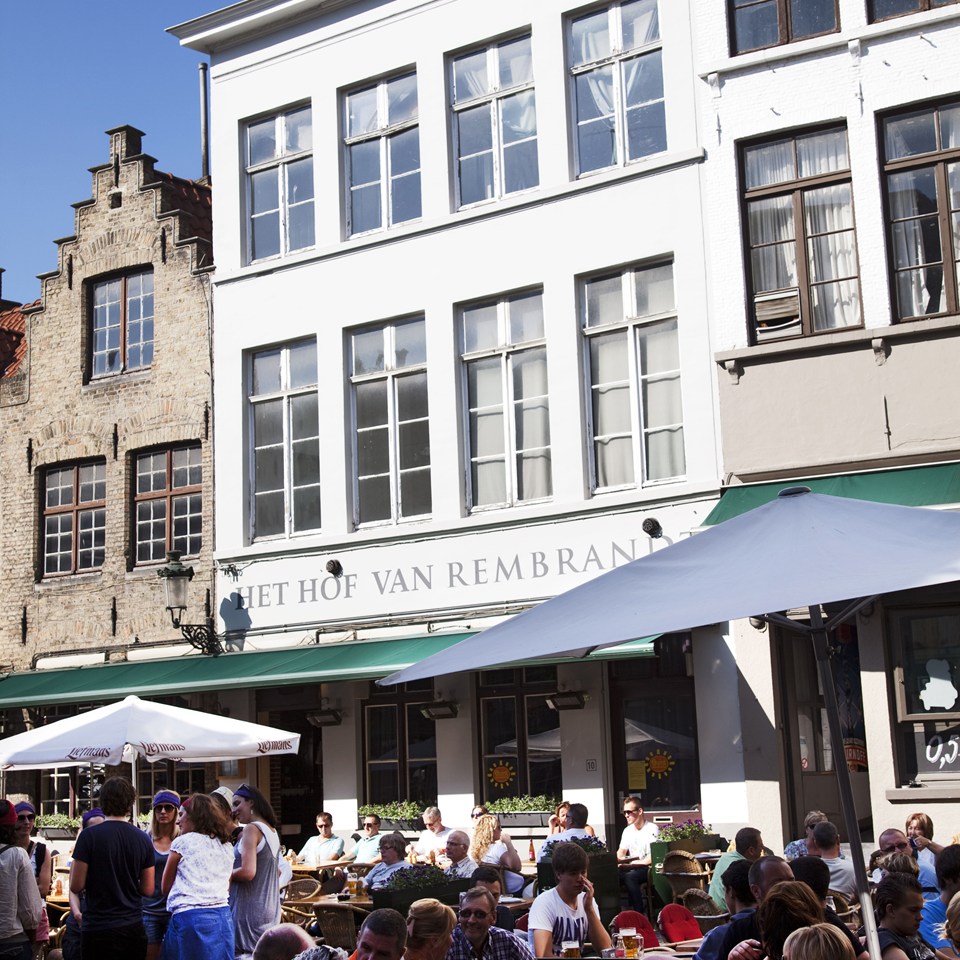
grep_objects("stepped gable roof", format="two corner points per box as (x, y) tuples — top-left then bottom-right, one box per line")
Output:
(154, 169), (213, 250)
(0, 301), (33, 378)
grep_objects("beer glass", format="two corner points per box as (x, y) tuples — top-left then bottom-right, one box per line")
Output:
(620, 927), (642, 959)
(561, 941), (581, 959)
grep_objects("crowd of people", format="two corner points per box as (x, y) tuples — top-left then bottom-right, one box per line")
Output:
(10, 788), (960, 960)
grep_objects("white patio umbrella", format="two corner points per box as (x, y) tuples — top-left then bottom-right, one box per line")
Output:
(0, 694), (300, 769)
(381, 488), (960, 959)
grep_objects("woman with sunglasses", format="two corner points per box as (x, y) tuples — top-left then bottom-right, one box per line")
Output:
(229, 785), (281, 960)
(143, 791), (181, 960)
(14, 802), (50, 960)
(0, 798), (43, 960)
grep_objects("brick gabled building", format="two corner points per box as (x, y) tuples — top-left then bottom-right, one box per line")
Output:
(0, 126), (215, 809)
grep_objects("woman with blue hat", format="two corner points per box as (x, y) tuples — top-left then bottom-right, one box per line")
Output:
(143, 790), (181, 960)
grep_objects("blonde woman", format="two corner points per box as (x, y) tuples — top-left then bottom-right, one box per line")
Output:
(783, 924), (856, 960)
(404, 898), (456, 960)
(468, 815), (523, 894)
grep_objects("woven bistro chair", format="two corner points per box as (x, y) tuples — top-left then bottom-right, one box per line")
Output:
(828, 889), (861, 930)
(313, 902), (370, 951)
(660, 850), (709, 901)
(285, 876), (323, 901)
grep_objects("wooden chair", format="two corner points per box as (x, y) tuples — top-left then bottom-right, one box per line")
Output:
(285, 876), (323, 901)
(678, 888), (728, 934)
(660, 850), (709, 901)
(828, 889), (861, 930)
(312, 902), (370, 950)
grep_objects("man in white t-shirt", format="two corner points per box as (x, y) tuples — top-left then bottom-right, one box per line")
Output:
(413, 806), (453, 859)
(529, 842), (611, 958)
(617, 796), (659, 913)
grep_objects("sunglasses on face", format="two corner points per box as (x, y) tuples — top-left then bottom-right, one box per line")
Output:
(18, 814), (36, 822)
(882, 840), (910, 853)
(471, 813), (485, 819)
(623, 809), (639, 816)
(155, 804), (178, 813)
(363, 822), (378, 829)
(460, 909), (490, 920)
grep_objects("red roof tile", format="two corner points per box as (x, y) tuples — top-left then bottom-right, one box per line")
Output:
(0, 301), (34, 378)
(155, 170), (213, 254)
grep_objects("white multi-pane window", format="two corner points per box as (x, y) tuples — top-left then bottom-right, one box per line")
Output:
(351, 318), (431, 525)
(134, 445), (202, 563)
(569, 0), (665, 176)
(245, 106), (315, 261)
(461, 291), (551, 508)
(344, 73), (421, 235)
(583, 262), (684, 489)
(248, 340), (320, 539)
(451, 35), (538, 207)
(43, 462), (106, 575)
(91, 270), (154, 377)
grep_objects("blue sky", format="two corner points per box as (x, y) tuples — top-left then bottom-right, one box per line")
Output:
(0, 2), (217, 305)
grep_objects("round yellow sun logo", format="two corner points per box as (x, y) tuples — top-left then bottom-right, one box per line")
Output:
(487, 760), (517, 788)
(645, 749), (675, 779)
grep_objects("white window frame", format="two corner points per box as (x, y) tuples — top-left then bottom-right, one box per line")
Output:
(350, 318), (431, 527)
(568, 0), (665, 177)
(582, 261), (685, 491)
(450, 33), (539, 208)
(344, 72), (421, 236)
(460, 290), (551, 511)
(247, 340), (321, 540)
(244, 105), (315, 263)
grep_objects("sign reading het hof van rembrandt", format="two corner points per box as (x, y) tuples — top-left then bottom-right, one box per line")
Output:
(219, 502), (711, 632)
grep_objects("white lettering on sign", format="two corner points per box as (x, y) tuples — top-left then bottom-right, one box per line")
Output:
(926, 734), (960, 770)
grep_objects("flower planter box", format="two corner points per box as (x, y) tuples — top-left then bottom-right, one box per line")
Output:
(370, 817), (424, 832)
(495, 812), (551, 828)
(38, 827), (77, 840)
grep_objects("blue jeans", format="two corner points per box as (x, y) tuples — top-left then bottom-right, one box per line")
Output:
(143, 911), (171, 945)
(160, 907), (234, 960)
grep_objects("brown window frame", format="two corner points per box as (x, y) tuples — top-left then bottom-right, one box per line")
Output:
(133, 444), (203, 566)
(880, 98), (960, 322)
(740, 124), (863, 343)
(728, 0), (839, 56)
(89, 269), (155, 379)
(869, 0), (960, 23)
(42, 461), (107, 577)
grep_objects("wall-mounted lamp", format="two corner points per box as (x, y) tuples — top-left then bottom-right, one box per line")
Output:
(546, 691), (587, 711)
(326, 559), (344, 578)
(305, 709), (343, 728)
(421, 700), (459, 720)
(749, 617), (767, 631)
(642, 518), (663, 539)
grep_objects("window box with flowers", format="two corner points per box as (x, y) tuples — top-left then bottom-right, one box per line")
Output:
(486, 794), (558, 828)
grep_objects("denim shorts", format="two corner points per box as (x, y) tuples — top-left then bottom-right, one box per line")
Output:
(143, 912), (171, 945)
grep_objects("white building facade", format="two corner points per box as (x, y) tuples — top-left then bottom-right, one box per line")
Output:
(694, 0), (960, 851)
(172, 0), (736, 846)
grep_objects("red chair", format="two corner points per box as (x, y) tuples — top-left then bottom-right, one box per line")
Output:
(658, 904), (703, 944)
(515, 913), (529, 932)
(611, 910), (660, 948)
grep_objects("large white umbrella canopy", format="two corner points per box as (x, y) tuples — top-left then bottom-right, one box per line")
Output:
(382, 490), (960, 684)
(380, 488), (960, 960)
(0, 694), (300, 770)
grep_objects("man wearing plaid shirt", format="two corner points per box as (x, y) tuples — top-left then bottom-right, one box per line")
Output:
(448, 888), (534, 960)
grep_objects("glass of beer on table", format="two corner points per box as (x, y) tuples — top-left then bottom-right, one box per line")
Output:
(561, 942), (581, 959)
(620, 927), (642, 959)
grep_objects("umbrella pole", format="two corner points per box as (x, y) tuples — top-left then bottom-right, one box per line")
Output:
(808, 606), (880, 960)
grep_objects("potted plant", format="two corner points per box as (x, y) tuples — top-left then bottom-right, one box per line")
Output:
(371, 863), (453, 915)
(486, 794), (558, 828)
(35, 813), (81, 840)
(358, 801), (425, 832)
(650, 818), (723, 907)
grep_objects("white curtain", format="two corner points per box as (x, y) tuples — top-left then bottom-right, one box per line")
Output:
(805, 184), (860, 330)
(749, 197), (797, 292)
(453, 49), (488, 103)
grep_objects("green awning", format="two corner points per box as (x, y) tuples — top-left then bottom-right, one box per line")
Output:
(703, 462), (960, 526)
(0, 633), (474, 709)
(0, 630), (657, 709)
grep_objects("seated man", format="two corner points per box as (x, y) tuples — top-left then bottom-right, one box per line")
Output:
(354, 909), (406, 960)
(617, 796), (659, 913)
(920, 843), (960, 950)
(339, 814), (383, 865)
(252, 923), (315, 960)
(444, 831), (478, 879)
(448, 887), (534, 960)
(694, 860), (756, 960)
(708, 828), (764, 910)
(788, 856), (867, 959)
(471, 865), (516, 932)
(363, 834), (411, 891)
(298, 811), (345, 866)
(413, 807), (453, 860)
(876, 828), (939, 897)
(537, 804), (594, 863)
(528, 842), (612, 958)
(811, 821), (856, 901)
